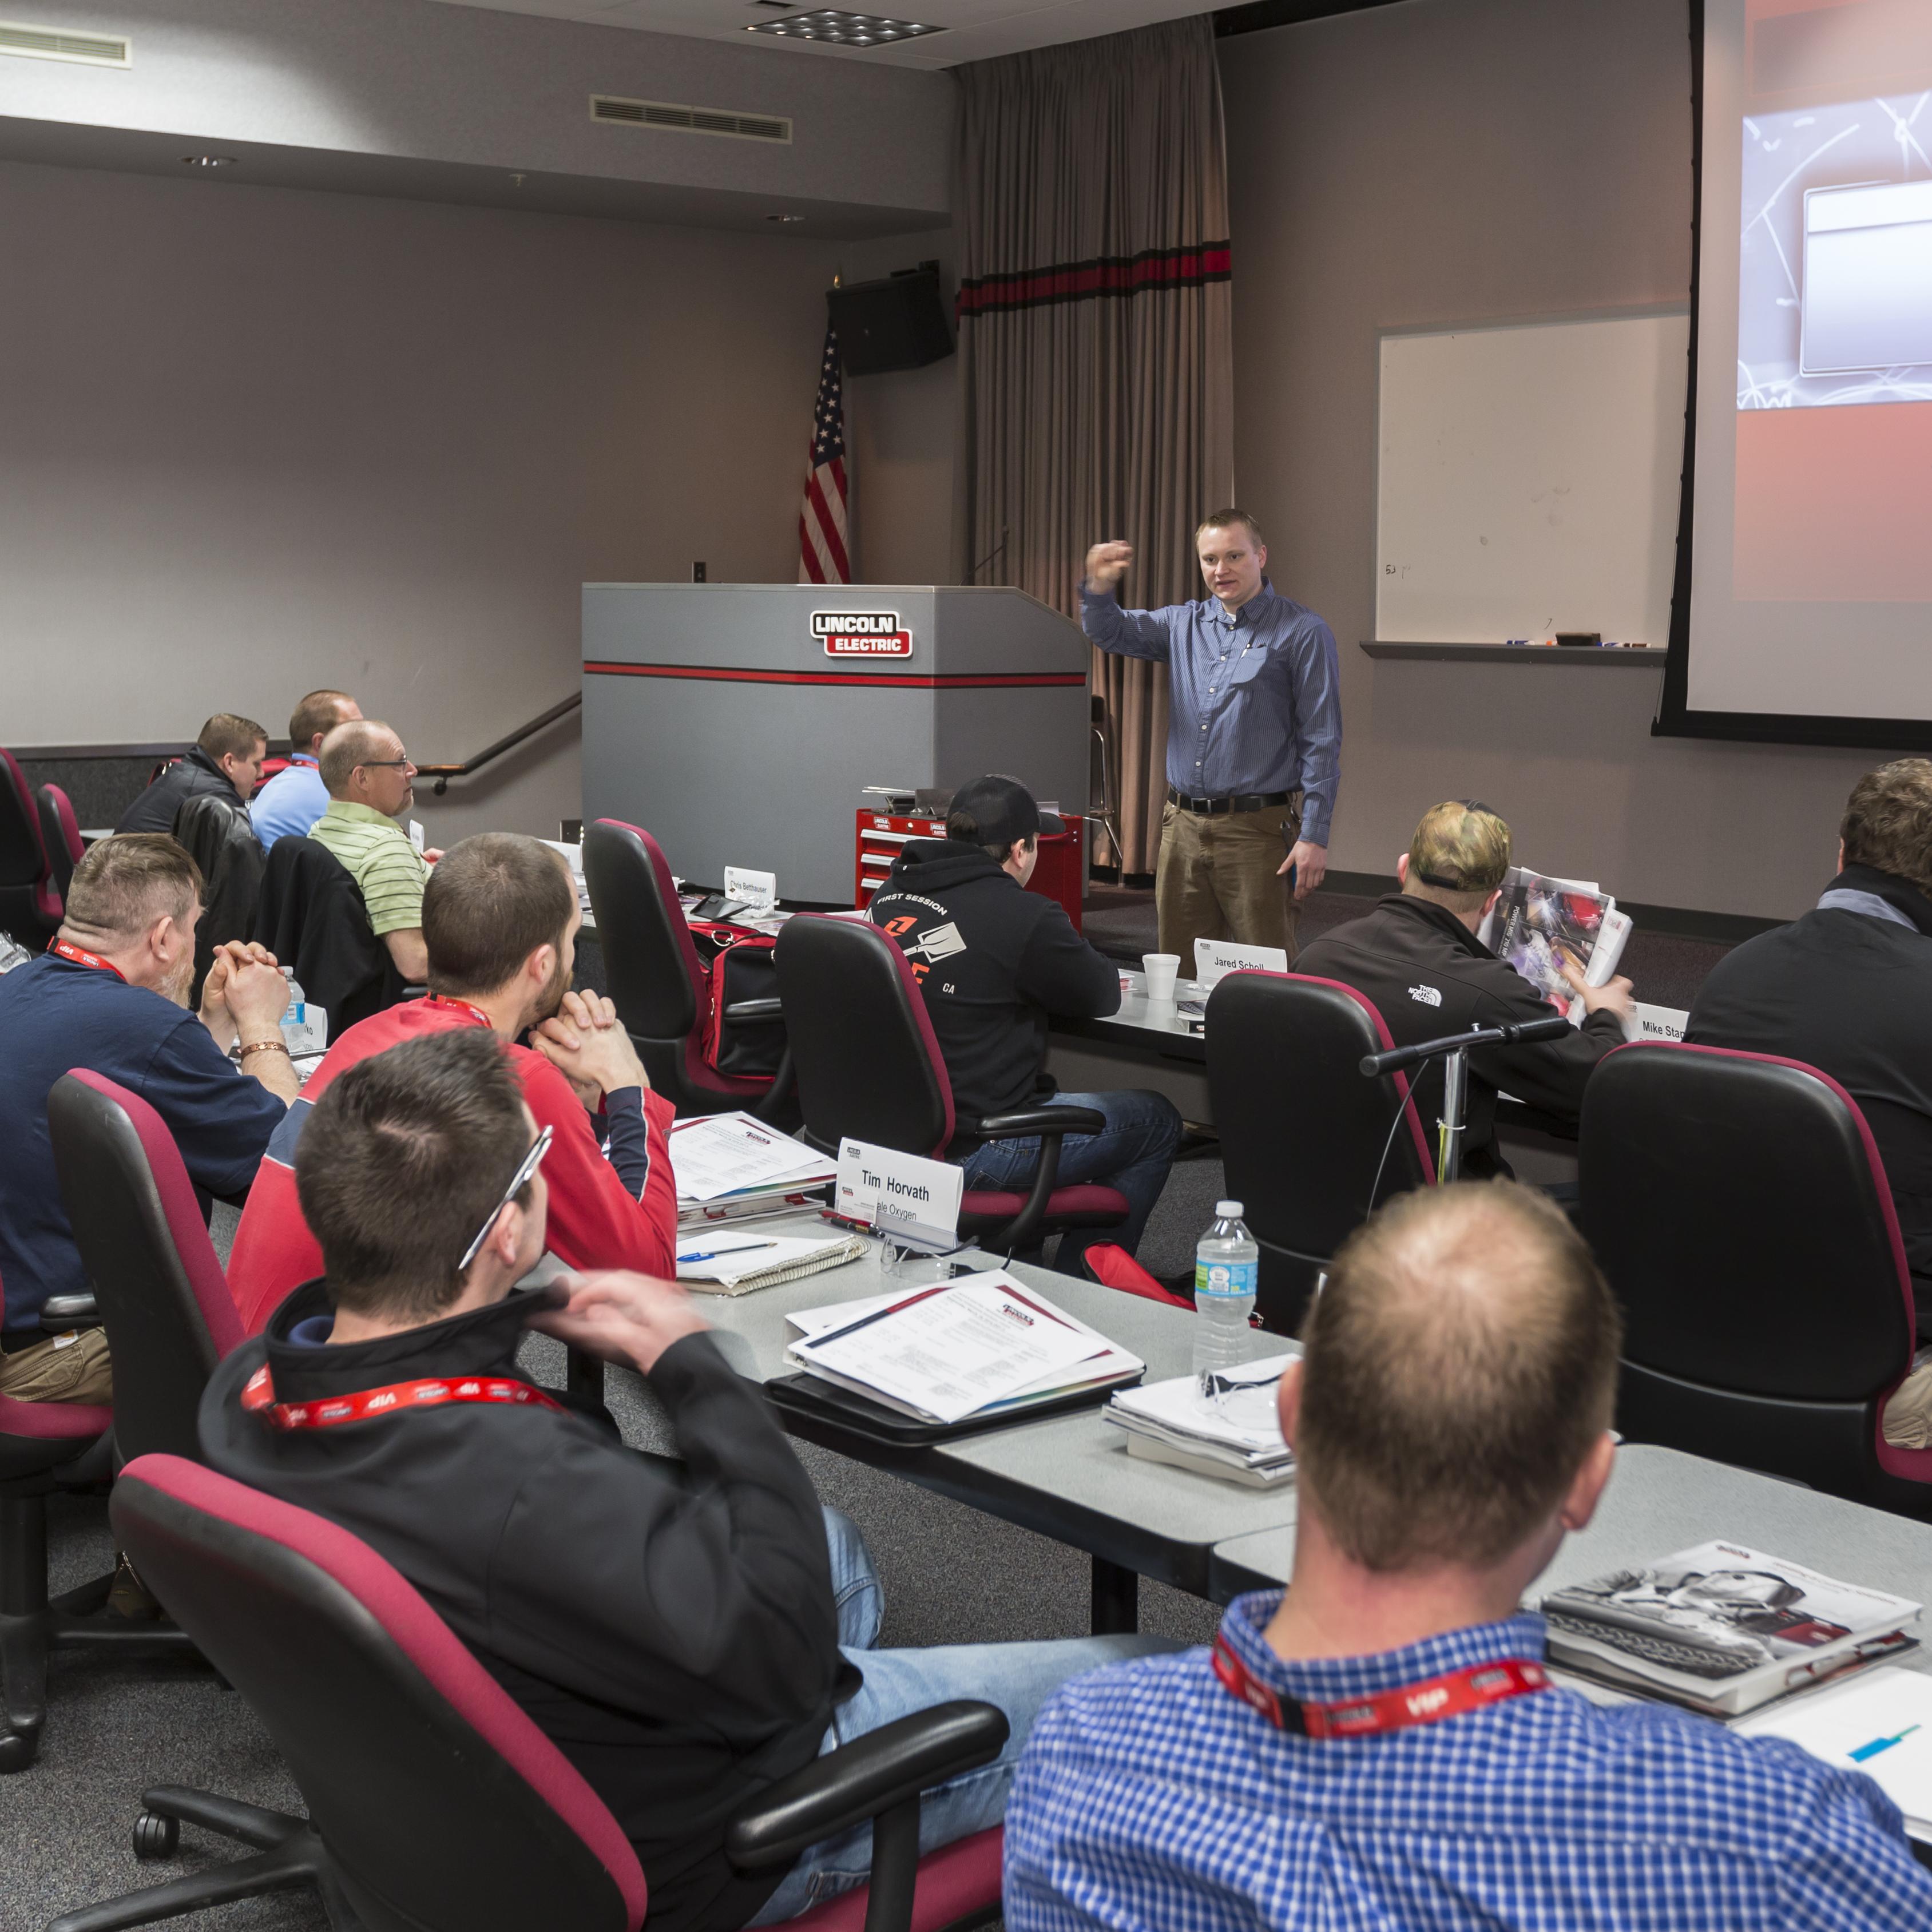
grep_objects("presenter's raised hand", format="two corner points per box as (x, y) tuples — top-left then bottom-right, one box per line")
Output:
(1084, 541), (1133, 593)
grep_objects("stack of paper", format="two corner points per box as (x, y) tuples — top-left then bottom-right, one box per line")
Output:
(1735, 1666), (1932, 1840)
(1540, 1540), (1921, 1716)
(1104, 1355), (1296, 1487)
(676, 1232), (867, 1296)
(670, 1112), (836, 1228)
(537, 839), (594, 920)
(785, 1272), (1142, 1426)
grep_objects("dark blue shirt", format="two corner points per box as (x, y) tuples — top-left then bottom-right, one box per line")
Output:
(0, 952), (285, 1334)
(1080, 579), (1342, 845)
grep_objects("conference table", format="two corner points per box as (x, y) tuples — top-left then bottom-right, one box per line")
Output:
(1211, 1442), (1932, 1677)
(664, 1216), (1300, 1631)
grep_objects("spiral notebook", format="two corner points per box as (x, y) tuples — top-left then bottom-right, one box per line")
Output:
(676, 1233), (868, 1296)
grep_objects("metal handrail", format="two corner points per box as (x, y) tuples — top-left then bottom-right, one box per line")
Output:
(414, 693), (582, 795)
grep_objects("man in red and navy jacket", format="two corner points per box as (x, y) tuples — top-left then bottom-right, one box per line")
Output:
(227, 834), (676, 1334)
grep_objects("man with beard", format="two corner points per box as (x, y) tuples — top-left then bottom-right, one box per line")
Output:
(0, 834), (296, 1405)
(226, 833), (676, 1334)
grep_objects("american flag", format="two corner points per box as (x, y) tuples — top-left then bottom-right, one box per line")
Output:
(798, 323), (850, 585)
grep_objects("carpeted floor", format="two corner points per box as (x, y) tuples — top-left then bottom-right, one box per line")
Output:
(2, 1179), (1231, 1932)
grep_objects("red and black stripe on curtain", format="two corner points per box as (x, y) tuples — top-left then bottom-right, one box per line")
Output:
(954, 15), (1235, 874)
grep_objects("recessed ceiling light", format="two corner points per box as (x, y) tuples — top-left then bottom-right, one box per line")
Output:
(181, 154), (237, 168)
(746, 7), (943, 46)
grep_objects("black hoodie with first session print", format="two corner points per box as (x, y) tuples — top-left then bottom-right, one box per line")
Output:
(868, 839), (1121, 1146)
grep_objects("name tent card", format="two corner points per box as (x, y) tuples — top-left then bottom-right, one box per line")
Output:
(836, 1138), (962, 1254)
(1193, 938), (1289, 988)
(724, 866), (778, 914)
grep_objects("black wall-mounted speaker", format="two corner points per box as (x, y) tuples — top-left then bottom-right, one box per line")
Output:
(827, 264), (954, 376)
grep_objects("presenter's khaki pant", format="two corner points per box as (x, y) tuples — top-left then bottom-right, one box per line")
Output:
(1884, 1355), (1932, 1449)
(1156, 795), (1301, 966)
(0, 1326), (113, 1406)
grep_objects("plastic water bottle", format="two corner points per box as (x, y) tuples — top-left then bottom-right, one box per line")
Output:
(1193, 1200), (1259, 1378)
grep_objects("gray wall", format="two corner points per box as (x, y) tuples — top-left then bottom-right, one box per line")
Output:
(0, 156), (868, 844)
(1220, 0), (1885, 920)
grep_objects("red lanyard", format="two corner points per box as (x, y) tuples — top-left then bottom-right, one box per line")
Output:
(1212, 1635), (1548, 1739)
(49, 937), (126, 982)
(426, 995), (494, 1030)
(241, 1362), (565, 1433)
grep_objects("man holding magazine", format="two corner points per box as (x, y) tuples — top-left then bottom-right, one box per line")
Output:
(1003, 1182), (1932, 1931)
(1294, 800), (1633, 1179)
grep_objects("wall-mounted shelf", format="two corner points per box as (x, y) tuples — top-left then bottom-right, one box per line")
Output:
(1362, 641), (1668, 668)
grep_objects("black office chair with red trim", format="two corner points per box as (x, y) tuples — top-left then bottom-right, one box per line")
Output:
(55, 1453), (1007, 1932)
(1, 745), (61, 946)
(582, 819), (795, 1124)
(36, 783), (85, 911)
(1204, 971), (1435, 1334)
(773, 914), (1130, 1259)
(1580, 1041), (1932, 1516)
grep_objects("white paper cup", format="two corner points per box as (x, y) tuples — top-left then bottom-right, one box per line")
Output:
(1142, 953), (1181, 1001)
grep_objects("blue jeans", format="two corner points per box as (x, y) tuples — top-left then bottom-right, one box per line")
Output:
(747, 1509), (1173, 1923)
(958, 1088), (1182, 1275)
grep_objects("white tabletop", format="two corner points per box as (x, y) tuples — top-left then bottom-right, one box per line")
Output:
(1211, 1443), (1932, 1665)
(687, 1213), (1302, 1593)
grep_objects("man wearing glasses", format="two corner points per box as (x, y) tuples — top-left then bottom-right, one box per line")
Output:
(202, 1030), (1164, 1932)
(312, 717), (442, 983)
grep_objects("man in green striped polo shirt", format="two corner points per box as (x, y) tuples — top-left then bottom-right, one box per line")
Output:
(312, 720), (440, 984)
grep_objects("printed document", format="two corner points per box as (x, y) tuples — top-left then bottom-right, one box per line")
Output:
(669, 1112), (835, 1203)
(788, 1272), (1131, 1424)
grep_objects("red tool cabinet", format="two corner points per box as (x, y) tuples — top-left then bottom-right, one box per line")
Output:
(854, 811), (1083, 933)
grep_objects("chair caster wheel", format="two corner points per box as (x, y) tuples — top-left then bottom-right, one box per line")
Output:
(0, 1724), (42, 1775)
(133, 1811), (180, 1859)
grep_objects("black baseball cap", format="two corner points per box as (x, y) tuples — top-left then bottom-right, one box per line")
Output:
(947, 774), (1065, 848)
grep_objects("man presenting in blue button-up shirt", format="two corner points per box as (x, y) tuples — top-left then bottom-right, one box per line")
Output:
(1081, 511), (1340, 963)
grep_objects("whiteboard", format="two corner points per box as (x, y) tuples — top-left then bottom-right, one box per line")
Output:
(1376, 313), (1689, 645)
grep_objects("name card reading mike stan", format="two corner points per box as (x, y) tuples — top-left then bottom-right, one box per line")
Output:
(836, 1139), (962, 1253)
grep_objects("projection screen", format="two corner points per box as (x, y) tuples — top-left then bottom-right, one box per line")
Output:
(1663, 0), (1932, 748)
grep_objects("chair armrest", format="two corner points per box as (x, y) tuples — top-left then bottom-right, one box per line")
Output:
(967, 1106), (1106, 1140)
(723, 1701), (1008, 1874)
(723, 997), (784, 1022)
(41, 1293), (100, 1331)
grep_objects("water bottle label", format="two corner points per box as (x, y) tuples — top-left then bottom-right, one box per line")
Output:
(1196, 1259), (1257, 1300)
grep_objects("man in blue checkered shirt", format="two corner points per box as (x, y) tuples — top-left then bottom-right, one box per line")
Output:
(1005, 1182), (1932, 1930)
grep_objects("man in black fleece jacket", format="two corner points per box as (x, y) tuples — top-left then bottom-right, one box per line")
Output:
(1689, 759), (1932, 1449)
(201, 1028), (1160, 1930)
(1295, 800), (1635, 1179)
(870, 775), (1181, 1272)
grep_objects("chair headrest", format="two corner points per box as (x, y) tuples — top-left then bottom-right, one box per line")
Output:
(112, 1454), (647, 1932)
(775, 915), (954, 1157)
(0, 745), (50, 890)
(1581, 1042), (1915, 1399)
(582, 820), (703, 1040)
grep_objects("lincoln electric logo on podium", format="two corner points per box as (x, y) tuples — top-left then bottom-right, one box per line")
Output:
(813, 609), (914, 658)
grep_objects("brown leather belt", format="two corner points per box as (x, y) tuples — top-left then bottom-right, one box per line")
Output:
(1168, 788), (1295, 816)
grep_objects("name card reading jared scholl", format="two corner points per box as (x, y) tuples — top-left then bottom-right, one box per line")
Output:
(836, 1139), (962, 1254)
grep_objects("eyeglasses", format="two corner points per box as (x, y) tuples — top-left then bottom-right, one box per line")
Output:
(359, 757), (414, 771)
(458, 1124), (553, 1274)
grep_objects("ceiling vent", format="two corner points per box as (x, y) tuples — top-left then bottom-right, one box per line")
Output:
(590, 96), (791, 144)
(0, 18), (130, 65)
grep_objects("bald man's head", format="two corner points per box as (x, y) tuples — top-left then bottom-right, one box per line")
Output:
(320, 719), (396, 795)
(1296, 1181), (1621, 1573)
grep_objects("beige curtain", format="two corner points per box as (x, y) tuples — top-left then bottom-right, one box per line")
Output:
(955, 17), (1235, 872)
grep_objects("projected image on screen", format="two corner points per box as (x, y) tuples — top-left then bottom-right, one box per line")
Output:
(1740, 94), (1932, 407)
(1674, 0), (1932, 737)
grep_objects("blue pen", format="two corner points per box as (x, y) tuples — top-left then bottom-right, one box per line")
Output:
(678, 1240), (780, 1265)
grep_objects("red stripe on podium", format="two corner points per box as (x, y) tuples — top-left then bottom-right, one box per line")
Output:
(584, 662), (1086, 691)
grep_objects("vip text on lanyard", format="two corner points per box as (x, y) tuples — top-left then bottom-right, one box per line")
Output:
(1212, 1635), (1548, 1737)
